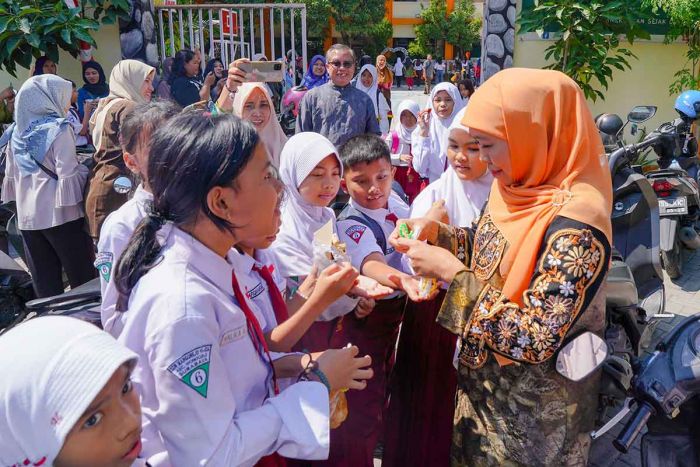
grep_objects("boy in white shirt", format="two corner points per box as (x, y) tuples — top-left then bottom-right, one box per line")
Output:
(333, 134), (433, 464)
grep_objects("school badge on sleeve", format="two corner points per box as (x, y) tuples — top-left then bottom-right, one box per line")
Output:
(94, 252), (113, 282)
(167, 345), (212, 398)
(345, 225), (367, 244)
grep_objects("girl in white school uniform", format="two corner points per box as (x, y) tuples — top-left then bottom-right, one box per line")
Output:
(385, 99), (425, 203)
(112, 113), (373, 466)
(97, 100), (181, 336)
(0, 316), (145, 467)
(0, 74), (95, 298)
(383, 109), (492, 467)
(355, 65), (391, 135)
(272, 133), (387, 355)
(411, 82), (465, 183)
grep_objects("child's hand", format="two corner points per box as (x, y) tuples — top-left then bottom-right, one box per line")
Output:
(417, 109), (431, 136)
(350, 275), (393, 300)
(399, 153), (413, 165)
(387, 273), (436, 302)
(425, 199), (449, 223)
(296, 265), (319, 299)
(316, 346), (373, 391)
(354, 297), (375, 319)
(312, 263), (359, 306)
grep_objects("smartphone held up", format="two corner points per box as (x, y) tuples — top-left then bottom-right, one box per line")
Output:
(238, 61), (285, 83)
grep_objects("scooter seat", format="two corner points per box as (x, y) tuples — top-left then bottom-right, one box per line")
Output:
(606, 258), (638, 308)
(25, 277), (101, 312)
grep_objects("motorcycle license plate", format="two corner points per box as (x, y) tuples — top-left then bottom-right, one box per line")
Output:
(658, 197), (688, 216)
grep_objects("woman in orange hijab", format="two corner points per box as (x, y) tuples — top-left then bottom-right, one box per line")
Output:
(390, 68), (613, 465)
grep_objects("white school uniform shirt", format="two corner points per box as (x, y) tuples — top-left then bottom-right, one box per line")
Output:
(411, 83), (464, 183)
(336, 192), (410, 287)
(1, 127), (88, 230)
(97, 185), (162, 337)
(117, 226), (330, 467)
(230, 248), (287, 333)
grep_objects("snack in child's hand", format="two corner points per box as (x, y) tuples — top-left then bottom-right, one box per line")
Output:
(314, 221), (351, 269)
(399, 223), (439, 298)
(329, 389), (348, 429)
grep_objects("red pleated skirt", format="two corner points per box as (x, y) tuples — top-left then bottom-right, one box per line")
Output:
(288, 297), (406, 467)
(393, 166), (427, 204)
(382, 290), (457, 467)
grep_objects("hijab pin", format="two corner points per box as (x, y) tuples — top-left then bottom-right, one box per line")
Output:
(551, 189), (573, 207)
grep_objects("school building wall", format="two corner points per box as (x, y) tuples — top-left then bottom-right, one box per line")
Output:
(513, 34), (690, 134)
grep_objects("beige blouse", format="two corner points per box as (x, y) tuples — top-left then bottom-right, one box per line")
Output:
(2, 127), (88, 230)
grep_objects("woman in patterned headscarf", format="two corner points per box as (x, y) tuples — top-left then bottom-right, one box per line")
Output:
(376, 54), (393, 107)
(391, 68), (613, 466)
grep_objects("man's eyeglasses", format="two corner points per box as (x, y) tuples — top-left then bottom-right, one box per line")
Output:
(328, 60), (354, 69)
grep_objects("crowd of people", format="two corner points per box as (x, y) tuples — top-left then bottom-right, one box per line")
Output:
(0, 44), (612, 467)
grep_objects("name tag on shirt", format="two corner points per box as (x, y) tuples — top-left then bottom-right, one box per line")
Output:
(245, 282), (265, 300)
(220, 325), (247, 347)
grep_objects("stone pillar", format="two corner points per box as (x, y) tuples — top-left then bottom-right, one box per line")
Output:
(120, 0), (159, 67)
(480, 0), (515, 83)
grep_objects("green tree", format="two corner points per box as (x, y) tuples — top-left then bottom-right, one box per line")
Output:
(328, 0), (386, 48)
(409, 0), (449, 57)
(410, 0), (480, 58)
(446, 0), (481, 58)
(519, 0), (652, 101)
(0, 0), (130, 76)
(643, 0), (700, 92)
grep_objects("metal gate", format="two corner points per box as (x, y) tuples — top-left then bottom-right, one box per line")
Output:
(154, 3), (308, 85)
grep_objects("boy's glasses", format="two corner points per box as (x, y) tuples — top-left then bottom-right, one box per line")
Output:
(328, 60), (354, 69)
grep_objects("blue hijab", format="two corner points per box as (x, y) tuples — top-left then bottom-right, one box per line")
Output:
(0, 75), (72, 176)
(300, 55), (328, 90)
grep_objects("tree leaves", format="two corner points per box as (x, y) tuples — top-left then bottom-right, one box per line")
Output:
(518, 0), (654, 101)
(410, 0), (480, 58)
(0, 0), (130, 77)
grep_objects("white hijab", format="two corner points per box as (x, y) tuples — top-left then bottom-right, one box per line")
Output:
(411, 108), (493, 226)
(395, 99), (420, 144)
(0, 316), (137, 466)
(233, 82), (288, 168)
(420, 82), (465, 171)
(273, 132), (342, 278)
(355, 64), (380, 117)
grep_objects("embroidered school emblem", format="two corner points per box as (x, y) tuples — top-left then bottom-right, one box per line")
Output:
(94, 252), (113, 283)
(167, 345), (212, 398)
(345, 225), (367, 244)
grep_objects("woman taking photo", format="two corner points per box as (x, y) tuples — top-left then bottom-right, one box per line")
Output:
(203, 57), (226, 101)
(169, 49), (216, 107)
(86, 59), (155, 240)
(391, 68), (612, 466)
(376, 54), (393, 107)
(0, 75), (95, 297)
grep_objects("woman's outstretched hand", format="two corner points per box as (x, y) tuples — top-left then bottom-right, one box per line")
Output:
(394, 238), (464, 283)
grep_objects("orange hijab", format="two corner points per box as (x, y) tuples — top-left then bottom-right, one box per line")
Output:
(462, 68), (612, 305)
(376, 55), (393, 89)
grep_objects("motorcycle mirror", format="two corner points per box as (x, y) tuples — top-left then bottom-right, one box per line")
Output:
(627, 106), (657, 124)
(555, 332), (608, 382)
(113, 176), (133, 195)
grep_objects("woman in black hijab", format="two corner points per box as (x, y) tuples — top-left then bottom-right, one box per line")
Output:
(77, 60), (109, 120)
